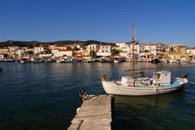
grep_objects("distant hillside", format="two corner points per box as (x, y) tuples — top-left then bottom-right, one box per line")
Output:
(0, 40), (114, 48)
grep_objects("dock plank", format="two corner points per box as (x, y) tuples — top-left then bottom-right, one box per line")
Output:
(68, 95), (113, 130)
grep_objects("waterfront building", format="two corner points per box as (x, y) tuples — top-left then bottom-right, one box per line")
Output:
(115, 42), (126, 50)
(144, 44), (153, 52)
(39, 54), (52, 58)
(116, 42), (143, 58)
(75, 52), (83, 57)
(34, 47), (45, 54)
(0, 48), (9, 53)
(53, 45), (67, 50)
(96, 45), (112, 57)
(0, 54), (4, 60)
(151, 43), (167, 55)
(25, 48), (34, 52)
(166, 44), (187, 53)
(139, 43), (145, 53)
(187, 47), (195, 55)
(166, 44), (188, 59)
(125, 42), (142, 54)
(20, 47), (28, 50)
(116, 42), (141, 53)
(82, 50), (90, 57)
(8, 46), (19, 52)
(127, 53), (139, 59)
(16, 49), (25, 56)
(69, 43), (83, 50)
(52, 49), (59, 54)
(86, 44), (100, 53)
(139, 52), (152, 59)
(49, 45), (56, 49)
(53, 50), (73, 58)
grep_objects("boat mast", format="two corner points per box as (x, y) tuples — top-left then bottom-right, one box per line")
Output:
(131, 23), (135, 78)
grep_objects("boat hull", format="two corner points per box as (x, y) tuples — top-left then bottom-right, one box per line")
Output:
(102, 80), (187, 96)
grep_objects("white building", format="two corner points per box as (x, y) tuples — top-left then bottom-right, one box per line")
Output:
(16, 49), (25, 56)
(49, 45), (56, 49)
(150, 43), (167, 55)
(96, 45), (112, 56)
(53, 45), (67, 50)
(0, 54), (4, 60)
(187, 47), (195, 55)
(8, 46), (19, 52)
(70, 43), (83, 50)
(116, 42), (143, 58)
(86, 44), (100, 53)
(144, 44), (153, 52)
(116, 42), (142, 54)
(53, 50), (73, 57)
(115, 42), (126, 51)
(34, 47), (45, 54)
(52, 49), (59, 54)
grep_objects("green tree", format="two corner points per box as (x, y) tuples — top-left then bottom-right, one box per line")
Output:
(3, 54), (9, 59)
(111, 49), (119, 56)
(90, 51), (96, 58)
(73, 46), (79, 51)
(26, 51), (34, 54)
(83, 46), (86, 50)
(45, 48), (52, 54)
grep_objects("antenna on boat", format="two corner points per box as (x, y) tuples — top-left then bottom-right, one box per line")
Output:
(131, 23), (135, 78)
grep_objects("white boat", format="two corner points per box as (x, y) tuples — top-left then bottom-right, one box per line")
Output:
(126, 58), (131, 62)
(190, 59), (195, 64)
(114, 58), (122, 63)
(56, 58), (66, 63)
(102, 71), (188, 96)
(101, 23), (188, 96)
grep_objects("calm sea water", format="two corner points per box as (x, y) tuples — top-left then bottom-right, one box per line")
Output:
(0, 62), (195, 129)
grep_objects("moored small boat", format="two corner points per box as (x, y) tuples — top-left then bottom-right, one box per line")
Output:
(114, 58), (122, 63)
(101, 23), (188, 96)
(102, 71), (188, 96)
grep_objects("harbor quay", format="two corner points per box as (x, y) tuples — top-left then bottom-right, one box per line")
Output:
(68, 95), (114, 130)
(0, 41), (195, 64)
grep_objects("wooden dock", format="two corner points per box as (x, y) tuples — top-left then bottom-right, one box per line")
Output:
(68, 95), (114, 130)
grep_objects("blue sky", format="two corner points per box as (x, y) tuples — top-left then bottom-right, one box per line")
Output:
(0, 0), (195, 46)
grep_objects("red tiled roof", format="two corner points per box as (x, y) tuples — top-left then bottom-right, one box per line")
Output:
(8, 46), (19, 47)
(144, 44), (153, 46)
(59, 50), (72, 52)
(101, 44), (111, 46)
(188, 47), (195, 50)
(55, 45), (66, 47)
(154, 43), (166, 46)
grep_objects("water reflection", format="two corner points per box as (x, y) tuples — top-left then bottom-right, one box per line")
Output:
(0, 62), (194, 129)
(115, 91), (183, 109)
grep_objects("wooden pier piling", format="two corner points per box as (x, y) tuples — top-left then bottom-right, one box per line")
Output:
(68, 95), (114, 130)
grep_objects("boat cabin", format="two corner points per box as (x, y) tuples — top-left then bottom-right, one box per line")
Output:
(153, 71), (171, 85)
(121, 76), (151, 86)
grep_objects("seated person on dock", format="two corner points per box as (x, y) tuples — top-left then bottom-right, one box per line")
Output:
(79, 88), (86, 106)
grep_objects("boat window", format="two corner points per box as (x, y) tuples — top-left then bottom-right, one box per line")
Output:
(154, 73), (161, 79)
